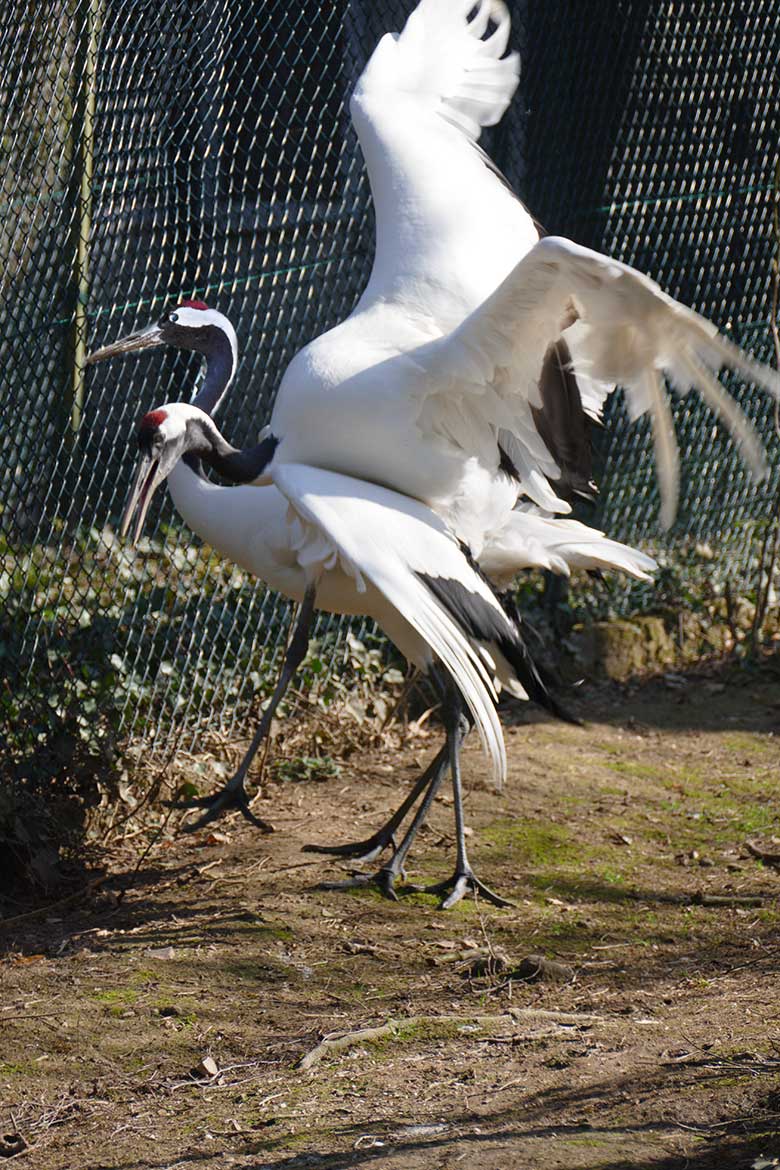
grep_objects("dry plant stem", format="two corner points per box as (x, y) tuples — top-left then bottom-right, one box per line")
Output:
(255, 598), (301, 791)
(1, 801), (186, 929)
(297, 1007), (623, 1070)
(724, 578), (739, 646)
(100, 727), (186, 845)
(117, 802), (181, 899)
(378, 669), (419, 735)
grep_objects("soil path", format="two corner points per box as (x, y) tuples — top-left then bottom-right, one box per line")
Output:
(3, 671), (780, 1169)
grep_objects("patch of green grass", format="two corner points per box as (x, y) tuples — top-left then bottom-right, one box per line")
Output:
(481, 817), (576, 864)
(91, 987), (139, 1005)
(561, 1136), (617, 1149)
(704, 803), (778, 842)
(607, 760), (668, 783)
(129, 968), (157, 985)
(387, 1017), (464, 1045)
(0, 1061), (37, 1077)
(230, 914), (295, 942)
(271, 755), (341, 784)
(338, 884), (394, 904)
(722, 733), (773, 755)
(527, 871), (639, 908)
(151, 999), (198, 1027)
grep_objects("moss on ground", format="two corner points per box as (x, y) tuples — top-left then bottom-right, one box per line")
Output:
(481, 817), (577, 864)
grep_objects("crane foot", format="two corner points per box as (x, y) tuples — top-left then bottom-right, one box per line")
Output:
(316, 864), (403, 901)
(302, 830), (397, 865)
(409, 869), (515, 910)
(166, 780), (273, 833)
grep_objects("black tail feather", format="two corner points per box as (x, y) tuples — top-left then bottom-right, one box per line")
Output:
(417, 572), (581, 727)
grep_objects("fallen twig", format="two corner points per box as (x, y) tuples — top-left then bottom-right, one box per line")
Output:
(299, 1021), (399, 1070)
(297, 1007), (642, 1070)
(0, 1012), (66, 1023)
(709, 946), (780, 980)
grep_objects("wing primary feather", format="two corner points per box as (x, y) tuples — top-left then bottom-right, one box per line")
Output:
(643, 368), (680, 531)
(416, 570), (578, 725)
(678, 352), (769, 482)
(699, 330), (780, 402)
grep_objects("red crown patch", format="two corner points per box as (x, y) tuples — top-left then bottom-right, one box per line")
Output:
(139, 408), (168, 431)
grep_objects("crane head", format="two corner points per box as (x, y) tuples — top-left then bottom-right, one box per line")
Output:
(86, 300), (237, 367)
(120, 405), (196, 544)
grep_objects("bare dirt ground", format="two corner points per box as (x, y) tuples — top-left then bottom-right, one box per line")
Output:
(3, 666), (780, 1170)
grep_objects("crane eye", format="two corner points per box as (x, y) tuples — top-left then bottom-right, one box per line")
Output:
(169, 312), (179, 323)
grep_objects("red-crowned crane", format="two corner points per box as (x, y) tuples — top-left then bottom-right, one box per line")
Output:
(88, 302), (655, 907)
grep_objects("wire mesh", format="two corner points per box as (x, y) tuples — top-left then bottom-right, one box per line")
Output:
(2, 0), (779, 767)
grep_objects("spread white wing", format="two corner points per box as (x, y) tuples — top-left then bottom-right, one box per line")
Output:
(414, 236), (780, 527)
(481, 502), (658, 588)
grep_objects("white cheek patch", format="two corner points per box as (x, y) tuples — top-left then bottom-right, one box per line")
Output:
(158, 411), (188, 442)
(176, 306), (223, 330)
(175, 307), (238, 373)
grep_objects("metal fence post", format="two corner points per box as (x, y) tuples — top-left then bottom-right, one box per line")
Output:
(66, 0), (102, 440)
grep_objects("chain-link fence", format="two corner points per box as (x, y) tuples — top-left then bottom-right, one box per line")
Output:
(2, 0), (779, 773)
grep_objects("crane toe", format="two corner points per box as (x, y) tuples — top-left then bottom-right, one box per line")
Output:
(315, 867), (402, 901)
(166, 781), (274, 833)
(302, 832), (396, 865)
(410, 869), (515, 910)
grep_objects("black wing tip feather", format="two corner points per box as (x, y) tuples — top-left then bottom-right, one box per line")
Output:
(532, 338), (597, 503)
(416, 571), (577, 725)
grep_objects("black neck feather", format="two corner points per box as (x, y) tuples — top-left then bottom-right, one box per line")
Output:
(185, 416), (278, 483)
(191, 329), (235, 416)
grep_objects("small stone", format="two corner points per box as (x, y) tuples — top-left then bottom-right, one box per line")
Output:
(192, 1056), (219, 1079)
(145, 946), (175, 960)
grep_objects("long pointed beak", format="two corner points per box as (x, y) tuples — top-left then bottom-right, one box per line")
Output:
(120, 451), (168, 545)
(86, 323), (164, 365)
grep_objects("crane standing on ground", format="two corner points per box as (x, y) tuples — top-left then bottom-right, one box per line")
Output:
(89, 0), (780, 905)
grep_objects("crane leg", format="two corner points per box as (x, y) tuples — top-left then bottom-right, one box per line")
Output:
(301, 741), (448, 864)
(168, 587), (317, 832)
(315, 735), (452, 899)
(411, 682), (515, 910)
(313, 669), (498, 903)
